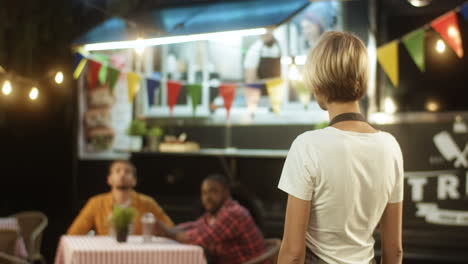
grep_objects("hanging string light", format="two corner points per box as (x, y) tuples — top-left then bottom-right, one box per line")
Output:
(426, 99), (440, 112)
(436, 39), (446, 53)
(29, 87), (39, 100)
(2, 80), (12, 95)
(0, 66), (64, 102)
(55, 71), (64, 84)
(408, 0), (432, 7)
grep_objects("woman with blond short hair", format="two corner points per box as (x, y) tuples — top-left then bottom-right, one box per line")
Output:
(277, 31), (403, 264)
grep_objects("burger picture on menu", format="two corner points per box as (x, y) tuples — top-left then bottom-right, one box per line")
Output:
(84, 84), (115, 152)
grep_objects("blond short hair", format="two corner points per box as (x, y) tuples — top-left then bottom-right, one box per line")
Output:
(304, 31), (368, 103)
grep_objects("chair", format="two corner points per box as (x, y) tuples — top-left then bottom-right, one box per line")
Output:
(0, 229), (19, 256)
(0, 252), (29, 264)
(243, 238), (282, 264)
(12, 212), (47, 264)
(0, 230), (28, 264)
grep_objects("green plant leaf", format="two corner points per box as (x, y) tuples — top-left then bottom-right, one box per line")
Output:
(110, 206), (136, 231)
(127, 120), (147, 136)
(147, 126), (164, 137)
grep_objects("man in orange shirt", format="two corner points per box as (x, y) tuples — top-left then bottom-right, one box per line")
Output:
(67, 160), (173, 235)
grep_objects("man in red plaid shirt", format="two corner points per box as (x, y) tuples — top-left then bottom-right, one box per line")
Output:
(154, 174), (269, 264)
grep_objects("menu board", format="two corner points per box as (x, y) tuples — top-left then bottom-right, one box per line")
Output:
(78, 52), (132, 160)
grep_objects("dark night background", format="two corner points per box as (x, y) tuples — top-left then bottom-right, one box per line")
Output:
(0, 1), (220, 261)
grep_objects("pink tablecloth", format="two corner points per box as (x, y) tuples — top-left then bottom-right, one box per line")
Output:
(54, 235), (206, 264)
(0, 217), (28, 258)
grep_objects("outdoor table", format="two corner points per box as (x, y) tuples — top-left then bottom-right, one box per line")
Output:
(54, 235), (206, 264)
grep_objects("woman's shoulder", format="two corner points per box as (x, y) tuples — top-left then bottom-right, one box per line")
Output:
(294, 128), (333, 145)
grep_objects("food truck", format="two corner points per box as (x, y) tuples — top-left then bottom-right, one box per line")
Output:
(74, 0), (468, 262)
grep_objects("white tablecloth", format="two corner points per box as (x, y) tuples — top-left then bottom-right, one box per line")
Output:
(54, 235), (206, 264)
(0, 217), (28, 258)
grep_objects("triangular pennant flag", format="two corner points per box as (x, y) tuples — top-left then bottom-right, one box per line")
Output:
(461, 3), (468, 22)
(73, 58), (87, 80)
(266, 78), (285, 115)
(292, 80), (311, 108)
(187, 84), (202, 115)
(87, 60), (102, 89)
(146, 79), (160, 107)
(126, 72), (141, 103)
(244, 86), (261, 117)
(402, 29), (425, 72)
(167, 81), (182, 115)
(93, 54), (109, 85)
(107, 67), (120, 93)
(246, 82), (264, 90)
(431, 11), (463, 58)
(219, 83), (237, 119)
(98, 64), (108, 85)
(75, 46), (90, 57)
(377, 41), (399, 87)
(73, 53), (84, 70)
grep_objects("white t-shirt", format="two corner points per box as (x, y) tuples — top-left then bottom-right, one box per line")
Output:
(244, 40), (281, 69)
(278, 126), (404, 264)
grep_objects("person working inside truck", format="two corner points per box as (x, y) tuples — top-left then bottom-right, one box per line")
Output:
(244, 29), (282, 84)
(153, 174), (268, 264)
(67, 160), (174, 235)
(277, 31), (404, 264)
(242, 29), (282, 116)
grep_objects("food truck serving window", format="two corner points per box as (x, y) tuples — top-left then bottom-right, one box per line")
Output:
(137, 1), (348, 124)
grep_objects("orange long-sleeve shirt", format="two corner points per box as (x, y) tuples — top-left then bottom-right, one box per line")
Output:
(67, 191), (174, 235)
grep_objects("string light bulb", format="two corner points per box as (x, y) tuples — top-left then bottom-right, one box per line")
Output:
(2, 80), (12, 95)
(29, 87), (39, 100)
(408, 0), (431, 7)
(55, 71), (64, 84)
(436, 39), (446, 53)
(426, 100), (440, 112)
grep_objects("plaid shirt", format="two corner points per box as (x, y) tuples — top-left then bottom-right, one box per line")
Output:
(180, 199), (268, 264)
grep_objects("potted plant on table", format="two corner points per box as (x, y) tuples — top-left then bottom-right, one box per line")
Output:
(127, 119), (147, 151)
(146, 126), (164, 151)
(110, 206), (136, 243)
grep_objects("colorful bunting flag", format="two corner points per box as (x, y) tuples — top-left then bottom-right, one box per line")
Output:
(91, 53), (110, 85)
(73, 53), (84, 70)
(461, 3), (468, 22)
(98, 64), (108, 85)
(292, 80), (311, 108)
(431, 11), (463, 58)
(146, 79), (160, 107)
(73, 57), (87, 80)
(219, 83), (237, 119)
(246, 82), (264, 90)
(402, 29), (426, 72)
(266, 79), (285, 115)
(377, 41), (399, 87)
(87, 60), (102, 89)
(187, 84), (202, 115)
(244, 86), (261, 116)
(126, 72), (141, 103)
(107, 67), (120, 93)
(167, 81), (182, 115)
